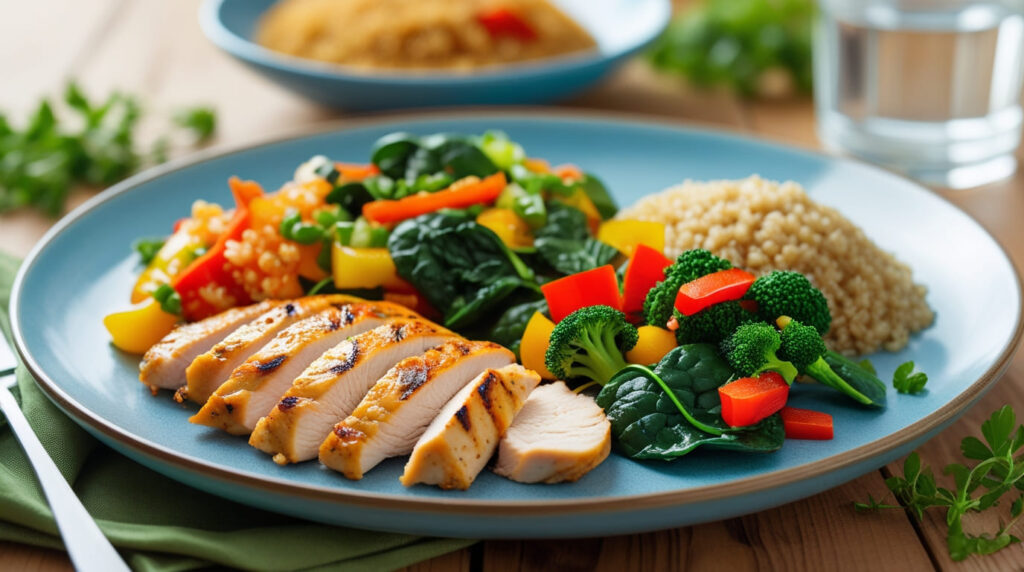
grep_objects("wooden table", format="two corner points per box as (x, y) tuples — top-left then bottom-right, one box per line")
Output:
(3, 2), (1023, 570)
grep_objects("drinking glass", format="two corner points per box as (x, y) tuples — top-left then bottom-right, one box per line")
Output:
(815, 0), (1024, 188)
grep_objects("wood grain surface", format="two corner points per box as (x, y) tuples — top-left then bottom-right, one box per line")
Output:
(2, 1), (1023, 570)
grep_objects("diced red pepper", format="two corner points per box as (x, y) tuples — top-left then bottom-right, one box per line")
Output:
(622, 244), (672, 314)
(674, 268), (756, 316)
(363, 172), (507, 224)
(541, 265), (621, 323)
(781, 407), (834, 440)
(171, 177), (263, 321)
(477, 8), (537, 41)
(718, 371), (789, 427)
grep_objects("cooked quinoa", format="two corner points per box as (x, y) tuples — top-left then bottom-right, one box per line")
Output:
(256, 0), (596, 71)
(619, 176), (934, 355)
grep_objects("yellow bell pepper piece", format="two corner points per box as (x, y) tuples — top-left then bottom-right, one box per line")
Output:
(130, 230), (204, 303)
(597, 220), (666, 257)
(520, 311), (557, 380)
(554, 188), (601, 234)
(626, 326), (678, 365)
(476, 208), (533, 249)
(332, 244), (403, 289)
(103, 299), (180, 355)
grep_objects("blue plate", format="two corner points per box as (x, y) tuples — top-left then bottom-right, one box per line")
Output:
(199, 0), (671, 110)
(11, 113), (1022, 538)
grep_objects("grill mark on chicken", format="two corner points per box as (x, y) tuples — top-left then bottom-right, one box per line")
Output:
(392, 323), (406, 342)
(453, 342), (472, 356)
(327, 314), (342, 331)
(398, 363), (429, 400)
(477, 372), (497, 408)
(284, 303), (296, 316)
(455, 405), (471, 431)
(333, 425), (364, 443)
(225, 403), (234, 414)
(328, 340), (360, 374)
(278, 396), (300, 411)
(256, 355), (286, 373)
(339, 305), (355, 325)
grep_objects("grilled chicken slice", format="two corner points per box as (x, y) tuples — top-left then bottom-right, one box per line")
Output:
(492, 382), (610, 484)
(249, 318), (458, 465)
(400, 364), (540, 490)
(182, 294), (362, 404)
(190, 301), (419, 435)
(319, 340), (515, 480)
(139, 301), (280, 393)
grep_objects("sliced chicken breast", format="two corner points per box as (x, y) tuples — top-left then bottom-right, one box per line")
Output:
(190, 301), (419, 435)
(249, 318), (458, 465)
(319, 340), (515, 480)
(139, 301), (279, 393)
(492, 382), (610, 484)
(182, 294), (362, 404)
(400, 364), (540, 490)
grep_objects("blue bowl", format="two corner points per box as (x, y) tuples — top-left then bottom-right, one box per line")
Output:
(199, 0), (671, 110)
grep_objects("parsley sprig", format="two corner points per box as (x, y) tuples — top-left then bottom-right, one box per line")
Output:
(0, 83), (216, 216)
(856, 406), (1024, 560)
(893, 360), (928, 394)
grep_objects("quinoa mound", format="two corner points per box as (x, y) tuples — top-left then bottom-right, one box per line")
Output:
(619, 176), (934, 355)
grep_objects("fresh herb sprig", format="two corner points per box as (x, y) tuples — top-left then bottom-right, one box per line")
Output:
(0, 83), (216, 216)
(856, 406), (1024, 561)
(648, 0), (814, 98)
(893, 361), (928, 394)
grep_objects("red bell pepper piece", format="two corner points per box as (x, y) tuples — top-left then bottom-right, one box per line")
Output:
(622, 244), (672, 315)
(477, 8), (537, 41)
(780, 407), (834, 440)
(362, 172), (507, 224)
(718, 371), (789, 427)
(171, 177), (263, 321)
(541, 265), (621, 323)
(674, 267), (756, 316)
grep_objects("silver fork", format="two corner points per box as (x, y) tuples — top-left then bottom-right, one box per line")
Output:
(0, 336), (130, 571)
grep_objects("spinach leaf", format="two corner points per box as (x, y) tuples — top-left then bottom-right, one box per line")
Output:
(534, 202), (619, 275)
(370, 132), (419, 178)
(326, 181), (375, 214)
(486, 297), (548, 357)
(369, 132), (498, 183)
(388, 211), (539, 329)
(581, 173), (618, 220)
(596, 344), (785, 460)
(823, 350), (888, 407)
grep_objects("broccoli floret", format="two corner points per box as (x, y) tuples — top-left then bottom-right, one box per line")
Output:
(745, 271), (831, 335)
(545, 305), (639, 386)
(777, 317), (884, 406)
(643, 249), (732, 327)
(674, 300), (756, 345)
(720, 322), (798, 383)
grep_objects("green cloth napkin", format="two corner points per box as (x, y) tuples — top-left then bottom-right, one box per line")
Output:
(0, 250), (474, 571)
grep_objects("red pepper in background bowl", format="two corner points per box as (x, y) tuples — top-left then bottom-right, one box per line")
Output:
(477, 8), (537, 41)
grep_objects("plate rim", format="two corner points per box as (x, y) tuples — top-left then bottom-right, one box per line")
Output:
(10, 109), (1024, 516)
(198, 0), (672, 84)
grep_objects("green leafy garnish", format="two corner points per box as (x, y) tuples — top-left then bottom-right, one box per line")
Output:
(893, 361), (928, 394)
(647, 0), (814, 98)
(133, 237), (165, 266)
(0, 82), (217, 216)
(857, 406), (1024, 561)
(152, 283), (182, 316)
(173, 106), (217, 142)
